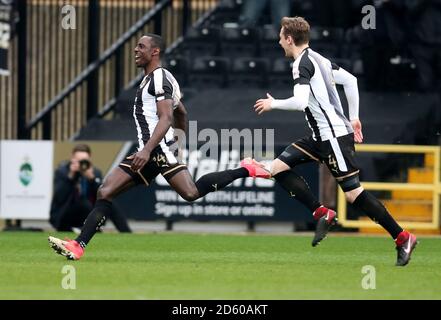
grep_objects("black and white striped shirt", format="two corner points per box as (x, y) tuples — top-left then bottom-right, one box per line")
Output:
(294, 48), (353, 141)
(133, 67), (181, 163)
(271, 48), (359, 142)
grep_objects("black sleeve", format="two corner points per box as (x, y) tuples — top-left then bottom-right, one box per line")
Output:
(294, 54), (315, 85)
(148, 69), (173, 102)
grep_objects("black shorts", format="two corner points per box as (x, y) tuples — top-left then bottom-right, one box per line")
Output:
(277, 134), (360, 181)
(119, 146), (187, 185)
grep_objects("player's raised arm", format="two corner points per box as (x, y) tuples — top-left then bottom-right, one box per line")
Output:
(332, 65), (363, 143)
(254, 85), (310, 115)
(255, 37), (316, 115)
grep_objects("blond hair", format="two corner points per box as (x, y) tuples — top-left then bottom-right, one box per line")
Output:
(281, 16), (310, 46)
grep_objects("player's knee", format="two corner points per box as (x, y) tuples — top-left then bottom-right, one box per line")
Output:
(345, 186), (364, 203)
(271, 159), (290, 176)
(97, 185), (113, 201)
(338, 174), (363, 203)
(180, 188), (199, 202)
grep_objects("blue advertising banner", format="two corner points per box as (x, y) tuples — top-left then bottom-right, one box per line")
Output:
(113, 146), (318, 223)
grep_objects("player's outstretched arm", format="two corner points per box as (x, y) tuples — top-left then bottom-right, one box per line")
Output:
(131, 99), (174, 171)
(254, 93), (275, 115)
(254, 85), (309, 115)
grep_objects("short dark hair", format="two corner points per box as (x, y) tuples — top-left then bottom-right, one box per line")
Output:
(146, 33), (165, 57)
(281, 16), (310, 46)
(72, 143), (91, 155)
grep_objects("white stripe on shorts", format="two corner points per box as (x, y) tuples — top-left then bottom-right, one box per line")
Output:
(329, 137), (348, 172)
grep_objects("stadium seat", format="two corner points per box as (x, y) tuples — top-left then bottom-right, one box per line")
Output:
(207, 12), (240, 28)
(387, 57), (418, 91)
(260, 25), (283, 59)
(219, 26), (260, 58)
(180, 27), (221, 57)
(352, 59), (364, 77)
(309, 27), (345, 58)
(269, 57), (293, 88)
(188, 56), (230, 88)
(331, 58), (353, 73)
(230, 57), (269, 88)
(164, 56), (189, 86)
(206, 0), (243, 27)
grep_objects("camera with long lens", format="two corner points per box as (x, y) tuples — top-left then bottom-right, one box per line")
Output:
(79, 159), (91, 172)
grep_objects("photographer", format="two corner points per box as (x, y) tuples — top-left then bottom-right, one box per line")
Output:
(50, 144), (131, 233)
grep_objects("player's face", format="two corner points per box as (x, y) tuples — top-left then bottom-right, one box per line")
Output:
(279, 28), (292, 58)
(134, 36), (155, 67)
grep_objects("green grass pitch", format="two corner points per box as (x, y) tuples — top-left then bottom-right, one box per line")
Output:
(0, 232), (440, 299)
